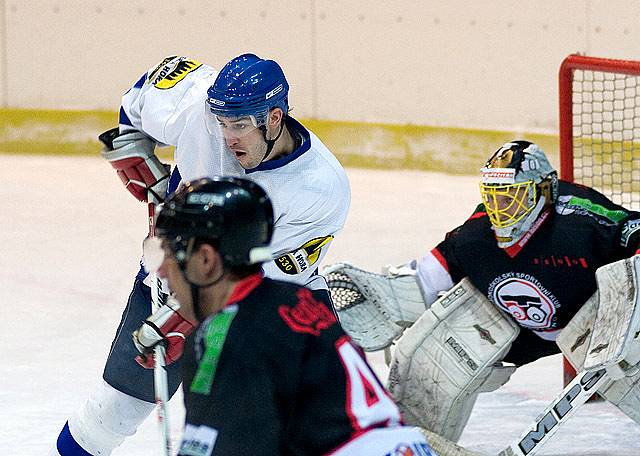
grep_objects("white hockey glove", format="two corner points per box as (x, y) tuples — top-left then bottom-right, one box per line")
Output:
(132, 298), (196, 369)
(99, 127), (170, 203)
(324, 262), (430, 351)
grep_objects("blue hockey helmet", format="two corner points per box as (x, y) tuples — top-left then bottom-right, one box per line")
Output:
(205, 54), (289, 128)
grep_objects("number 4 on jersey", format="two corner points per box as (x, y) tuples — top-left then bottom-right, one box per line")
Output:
(336, 337), (402, 430)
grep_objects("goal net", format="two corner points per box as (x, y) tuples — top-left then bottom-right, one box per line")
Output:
(560, 54), (640, 209)
(559, 54), (640, 386)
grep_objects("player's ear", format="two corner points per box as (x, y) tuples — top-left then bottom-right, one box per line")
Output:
(268, 108), (283, 128)
(196, 243), (223, 277)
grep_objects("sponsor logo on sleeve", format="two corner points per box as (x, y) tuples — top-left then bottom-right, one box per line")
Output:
(148, 56), (178, 81)
(555, 195), (628, 224)
(275, 235), (334, 275)
(149, 56), (202, 90)
(278, 288), (336, 336)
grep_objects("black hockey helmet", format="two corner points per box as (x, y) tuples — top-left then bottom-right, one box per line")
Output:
(156, 176), (274, 267)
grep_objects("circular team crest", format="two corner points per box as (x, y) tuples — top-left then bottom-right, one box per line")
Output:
(491, 276), (557, 330)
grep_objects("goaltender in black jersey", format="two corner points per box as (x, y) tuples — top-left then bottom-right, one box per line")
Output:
(141, 177), (436, 456)
(327, 140), (640, 445)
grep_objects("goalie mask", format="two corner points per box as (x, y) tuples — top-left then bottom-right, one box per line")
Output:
(479, 141), (558, 248)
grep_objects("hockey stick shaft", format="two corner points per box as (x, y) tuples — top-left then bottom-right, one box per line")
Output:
(497, 367), (609, 456)
(148, 199), (172, 456)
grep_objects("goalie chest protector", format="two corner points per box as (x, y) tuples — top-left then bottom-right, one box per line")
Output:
(435, 181), (639, 338)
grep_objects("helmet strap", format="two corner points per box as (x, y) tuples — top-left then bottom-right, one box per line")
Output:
(260, 120), (285, 163)
(176, 238), (227, 322)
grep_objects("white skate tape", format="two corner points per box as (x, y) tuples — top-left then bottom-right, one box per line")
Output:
(66, 381), (155, 455)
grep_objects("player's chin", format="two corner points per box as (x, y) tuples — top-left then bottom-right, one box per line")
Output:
(237, 155), (260, 170)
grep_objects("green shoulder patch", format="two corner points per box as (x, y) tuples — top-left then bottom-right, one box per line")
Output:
(562, 195), (628, 223)
(190, 307), (238, 395)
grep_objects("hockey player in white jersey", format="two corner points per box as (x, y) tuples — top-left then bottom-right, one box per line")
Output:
(50, 54), (351, 455)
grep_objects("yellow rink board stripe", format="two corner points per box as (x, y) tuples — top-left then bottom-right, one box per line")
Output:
(0, 108), (558, 175)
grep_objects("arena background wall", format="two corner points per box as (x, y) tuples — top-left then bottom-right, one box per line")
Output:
(0, 1), (638, 170)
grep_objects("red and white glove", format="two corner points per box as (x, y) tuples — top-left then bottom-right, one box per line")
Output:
(132, 301), (196, 369)
(99, 127), (170, 203)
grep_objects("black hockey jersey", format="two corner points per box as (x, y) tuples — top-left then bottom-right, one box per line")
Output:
(177, 274), (432, 456)
(425, 181), (640, 347)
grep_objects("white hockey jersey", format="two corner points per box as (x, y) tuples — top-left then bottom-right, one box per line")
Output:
(121, 56), (350, 290)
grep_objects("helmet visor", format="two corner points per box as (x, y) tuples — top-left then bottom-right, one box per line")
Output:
(204, 99), (264, 138)
(479, 181), (536, 228)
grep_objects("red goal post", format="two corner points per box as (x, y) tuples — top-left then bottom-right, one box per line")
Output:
(559, 54), (640, 386)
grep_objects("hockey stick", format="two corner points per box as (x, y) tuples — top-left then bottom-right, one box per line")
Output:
(422, 368), (610, 456)
(496, 367), (609, 456)
(147, 197), (172, 456)
(500, 255), (640, 456)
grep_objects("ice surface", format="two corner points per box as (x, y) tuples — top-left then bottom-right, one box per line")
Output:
(1, 156), (638, 455)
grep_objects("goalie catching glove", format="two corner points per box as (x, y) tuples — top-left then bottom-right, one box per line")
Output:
(324, 262), (430, 351)
(132, 297), (196, 368)
(99, 127), (170, 203)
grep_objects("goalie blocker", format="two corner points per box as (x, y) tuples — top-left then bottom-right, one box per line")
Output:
(557, 254), (640, 426)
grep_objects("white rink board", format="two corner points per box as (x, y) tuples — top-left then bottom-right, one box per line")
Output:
(1, 156), (639, 455)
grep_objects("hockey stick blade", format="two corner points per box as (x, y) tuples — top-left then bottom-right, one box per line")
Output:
(497, 367), (609, 456)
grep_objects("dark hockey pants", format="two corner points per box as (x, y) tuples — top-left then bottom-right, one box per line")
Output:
(102, 278), (183, 403)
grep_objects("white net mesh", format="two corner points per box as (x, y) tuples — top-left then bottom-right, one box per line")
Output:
(571, 68), (640, 210)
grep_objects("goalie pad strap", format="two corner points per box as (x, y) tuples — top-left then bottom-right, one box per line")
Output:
(388, 277), (519, 442)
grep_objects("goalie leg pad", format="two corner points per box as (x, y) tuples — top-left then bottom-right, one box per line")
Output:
(584, 255), (640, 377)
(556, 291), (598, 371)
(599, 371), (640, 424)
(325, 262), (430, 351)
(387, 278), (519, 442)
(558, 286), (640, 426)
